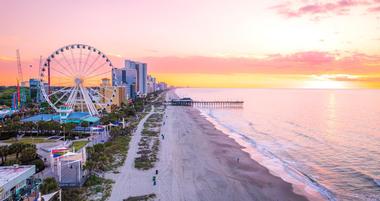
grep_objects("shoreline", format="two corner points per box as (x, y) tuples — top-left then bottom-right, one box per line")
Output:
(197, 108), (328, 201)
(155, 90), (311, 201)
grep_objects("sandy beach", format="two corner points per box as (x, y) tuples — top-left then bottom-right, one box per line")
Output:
(108, 90), (311, 201)
(152, 90), (309, 201)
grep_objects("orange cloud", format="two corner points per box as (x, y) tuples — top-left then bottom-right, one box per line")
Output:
(143, 51), (380, 75)
(0, 56), (16, 61)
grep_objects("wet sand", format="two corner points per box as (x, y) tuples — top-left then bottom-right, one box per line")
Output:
(155, 91), (310, 201)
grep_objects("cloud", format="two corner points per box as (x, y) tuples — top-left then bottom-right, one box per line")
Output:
(142, 51), (380, 75)
(271, 0), (378, 18)
(324, 74), (380, 82)
(271, 51), (335, 65)
(368, 5), (380, 11)
(0, 55), (16, 61)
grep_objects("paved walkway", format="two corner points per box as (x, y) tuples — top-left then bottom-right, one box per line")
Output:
(107, 106), (157, 201)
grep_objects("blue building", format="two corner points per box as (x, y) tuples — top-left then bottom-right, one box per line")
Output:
(124, 60), (147, 96)
(29, 79), (44, 103)
(112, 60), (147, 99)
(21, 111), (99, 125)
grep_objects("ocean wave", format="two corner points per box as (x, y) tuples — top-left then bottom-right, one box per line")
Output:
(199, 109), (336, 201)
(292, 130), (325, 144)
(332, 166), (380, 188)
(285, 121), (328, 145)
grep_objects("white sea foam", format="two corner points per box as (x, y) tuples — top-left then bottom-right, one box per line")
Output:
(175, 88), (380, 200)
(199, 109), (336, 201)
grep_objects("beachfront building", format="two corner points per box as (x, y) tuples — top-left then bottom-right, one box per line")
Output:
(112, 67), (137, 100)
(100, 78), (126, 112)
(147, 75), (157, 94)
(125, 60), (147, 96)
(157, 82), (168, 91)
(125, 68), (137, 100)
(136, 62), (147, 96)
(0, 165), (40, 201)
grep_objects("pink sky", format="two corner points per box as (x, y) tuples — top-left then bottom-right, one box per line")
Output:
(1, 0), (380, 88)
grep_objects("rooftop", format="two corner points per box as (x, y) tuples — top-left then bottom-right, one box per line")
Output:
(82, 116), (100, 123)
(20, 112), (100, 124)
(21, 114), (60, 122)
(0, 165), (35, 187)
(67, 112), (90, 119)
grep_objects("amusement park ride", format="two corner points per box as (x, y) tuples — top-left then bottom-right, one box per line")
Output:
(39, 44), (117, 117)
(9, 44), (117, 118)
(12, 49), (26, 110)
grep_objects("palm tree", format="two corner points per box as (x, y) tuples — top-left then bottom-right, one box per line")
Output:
(37, 121), (46, 136)
(9, 142), (25, 159)
(0, 145), (9, 164)
(62, 122), (76, 139)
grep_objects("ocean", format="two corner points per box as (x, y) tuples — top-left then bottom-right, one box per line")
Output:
(175, 88), (380, 201)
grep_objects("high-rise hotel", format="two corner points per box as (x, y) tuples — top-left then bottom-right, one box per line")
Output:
(112, 59), (148, 99)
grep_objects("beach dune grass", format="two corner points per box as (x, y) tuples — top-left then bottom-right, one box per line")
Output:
(71, 140), (89, 151)
(134, 112), (163, 170)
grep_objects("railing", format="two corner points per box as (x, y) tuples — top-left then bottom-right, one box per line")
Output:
(167, 100), (244, 108)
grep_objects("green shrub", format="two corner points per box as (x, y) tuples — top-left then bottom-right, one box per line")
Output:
(25, 158), (45, 172)
(20, 147), (37, 163)
(84, 175), (103, 187)
(62, 188), (87, 201)
(40, 177), (59, 195)
(3, 159), (19, 166)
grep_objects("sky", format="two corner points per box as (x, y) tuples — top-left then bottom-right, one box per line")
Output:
(1, 0), (380, 88)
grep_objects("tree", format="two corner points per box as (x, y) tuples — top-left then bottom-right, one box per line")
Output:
(40, 177), (59, 195)
(0, 145), (9, 164)
(62, 122), (76, 132)
(45, 121), (60, 135)
(37, 121), (45, 135)
(83, 160), (96, 175)
(23, 122), (35, 132)
(20, 146), (37, 163)
(62, 122), (76, 139)
(80, 121), (89, 128)
(9, 142), (25, 159)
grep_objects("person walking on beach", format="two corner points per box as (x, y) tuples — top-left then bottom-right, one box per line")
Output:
(237, 157), (240, 163)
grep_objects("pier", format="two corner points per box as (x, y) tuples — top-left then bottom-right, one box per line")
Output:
(167, 98), (244, 108)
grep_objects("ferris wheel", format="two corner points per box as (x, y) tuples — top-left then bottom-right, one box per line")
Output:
(39, 44), (117, 116)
